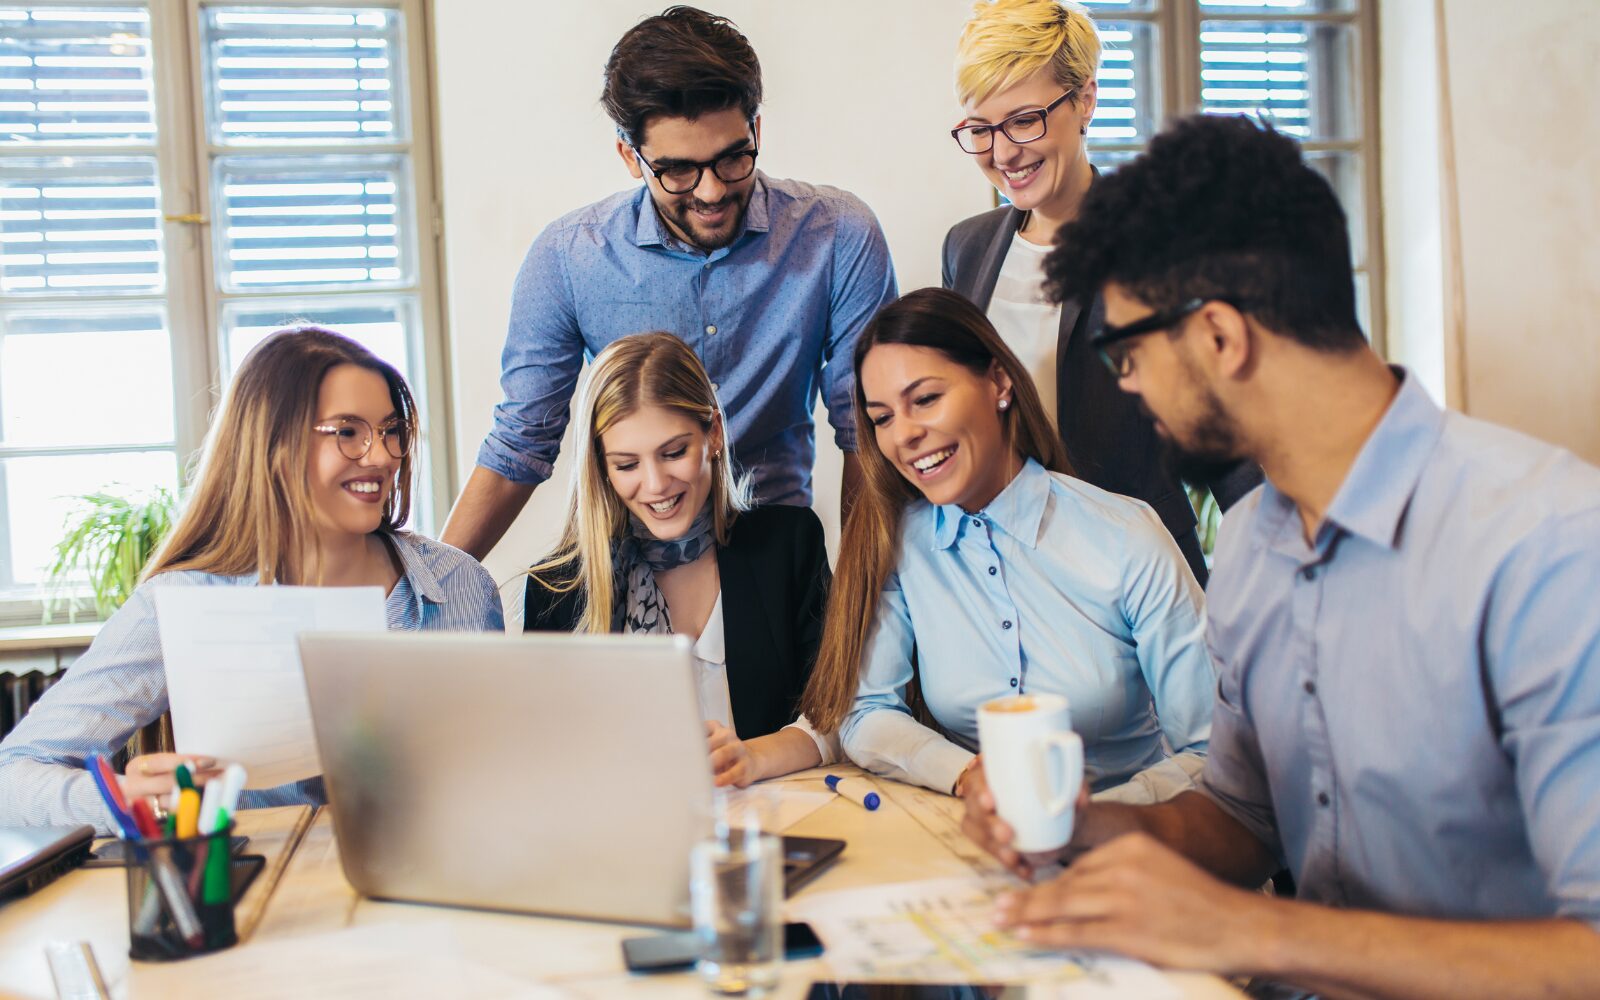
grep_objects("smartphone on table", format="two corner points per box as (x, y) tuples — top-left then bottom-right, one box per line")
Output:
(622, 921), (824, 973)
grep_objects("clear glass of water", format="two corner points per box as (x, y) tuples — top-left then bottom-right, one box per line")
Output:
(690, 829), (783, 995)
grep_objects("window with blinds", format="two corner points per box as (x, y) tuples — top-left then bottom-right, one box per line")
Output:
(0, 2), (443, 621)
(1079, 0), (1379, 345)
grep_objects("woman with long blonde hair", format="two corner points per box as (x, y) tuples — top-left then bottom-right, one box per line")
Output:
(0, 328), (502, 833)
(801, 288), (1214, 803)
(526, 333), (835, 787)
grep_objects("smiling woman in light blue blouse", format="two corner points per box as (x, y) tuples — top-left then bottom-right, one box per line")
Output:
(0, 328), (503, 834)
(801, 288), (1214, 802)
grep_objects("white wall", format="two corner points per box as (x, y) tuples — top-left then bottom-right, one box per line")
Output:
(1380, 0), (1600, 463)
(431, 1), (990, 618)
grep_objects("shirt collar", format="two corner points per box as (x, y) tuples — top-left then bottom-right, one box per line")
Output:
(931, 457), (1051, 550)
(1252, 367), (1443, 554)
(1321, 367), (1444, 550)
(385, 530), (447, 605)
(631, 172), (771, 250)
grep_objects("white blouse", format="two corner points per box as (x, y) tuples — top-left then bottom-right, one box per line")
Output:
(987, 233), (1062, 428)
(691, 592), (838, 765)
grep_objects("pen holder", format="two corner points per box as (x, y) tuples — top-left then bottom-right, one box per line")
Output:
(124, 823), (241, 961)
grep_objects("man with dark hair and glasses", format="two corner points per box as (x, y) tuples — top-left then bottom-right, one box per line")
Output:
(960, 112), (1600, 998)
(443, 6), (897, 560)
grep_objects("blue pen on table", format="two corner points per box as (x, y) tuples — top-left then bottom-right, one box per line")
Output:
(825, 774), (880, 811)
(85, 754), (141, 840)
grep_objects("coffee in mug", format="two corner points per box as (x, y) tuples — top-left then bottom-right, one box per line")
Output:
(975, 692), (1084, 853)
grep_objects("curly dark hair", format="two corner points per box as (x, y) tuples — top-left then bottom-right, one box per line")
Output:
(601, 6), (762, 148)
(1044, 114), (1365, 352)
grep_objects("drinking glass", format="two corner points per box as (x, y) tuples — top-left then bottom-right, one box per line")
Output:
(689, 829), (782, 995)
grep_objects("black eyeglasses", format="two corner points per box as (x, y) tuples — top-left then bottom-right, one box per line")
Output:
(633, 142), (759, 195)
(1093, 298), (1208, 377)
(313, 416), (409, 462)
(951, 91), (1076, 154)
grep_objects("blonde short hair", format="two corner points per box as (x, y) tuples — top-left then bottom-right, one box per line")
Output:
(955, 0), (1101, 107)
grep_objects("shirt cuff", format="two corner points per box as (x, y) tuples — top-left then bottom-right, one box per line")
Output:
(786, 714), (840, 767)
(475, 438), (554, 486)
(921, 741), (976, 796)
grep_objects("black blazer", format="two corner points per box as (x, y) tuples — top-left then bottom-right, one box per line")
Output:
(941, 205), (1261, 540)
(524, 504), (829, 742)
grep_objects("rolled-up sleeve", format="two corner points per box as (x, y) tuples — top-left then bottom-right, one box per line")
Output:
(840, 573), (972, 793)
(0, 585), (174, 833)
(1486, 510), (1600, 929)
(475, 225), (587, 485)
(822, 200), (897, 453)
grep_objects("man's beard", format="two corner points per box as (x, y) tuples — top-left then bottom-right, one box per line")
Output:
(1150, 384), (1246, 486)
(665, 191), (750, 252)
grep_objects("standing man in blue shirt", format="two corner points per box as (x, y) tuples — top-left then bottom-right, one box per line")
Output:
(962, 114), (1600, 998)
(441, 6), (897, 560)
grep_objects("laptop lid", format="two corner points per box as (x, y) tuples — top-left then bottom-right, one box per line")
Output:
(299, 630), (713, 926)
(0, 825), (94, 901)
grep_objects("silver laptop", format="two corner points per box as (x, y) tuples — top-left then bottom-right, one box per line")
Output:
(299, 630), (713, 926)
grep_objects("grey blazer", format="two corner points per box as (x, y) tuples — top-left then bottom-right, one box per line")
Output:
(941, 205), (1261, 582)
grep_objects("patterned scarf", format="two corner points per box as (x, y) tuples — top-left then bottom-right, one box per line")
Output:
(615, 505), (716, 635)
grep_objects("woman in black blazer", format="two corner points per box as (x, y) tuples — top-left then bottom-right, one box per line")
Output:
(942, 0), (1258, 584)
(525, 333), (834, 787)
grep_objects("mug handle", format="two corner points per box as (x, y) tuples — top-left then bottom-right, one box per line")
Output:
(1034, 732), (1085, 817)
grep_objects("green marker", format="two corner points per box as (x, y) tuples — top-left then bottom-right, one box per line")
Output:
(202, 809), (231, 905)
(173, 762), (195, 791)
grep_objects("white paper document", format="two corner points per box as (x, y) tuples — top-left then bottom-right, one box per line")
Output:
(788, 875), (1176, 995)
(156, 585), (386, 789)
(722, 785), (834, 833)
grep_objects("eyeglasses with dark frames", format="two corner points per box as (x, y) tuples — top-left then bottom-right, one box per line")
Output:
(951, 91), (1077, 154)
(313, 415), (409, 462)
(1093, 298), (1209, 378)
(632, 141), (760, 195)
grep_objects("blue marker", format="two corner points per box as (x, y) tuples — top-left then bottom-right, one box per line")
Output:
(86, 754), (141, 840)
(825, 774), (880, 811)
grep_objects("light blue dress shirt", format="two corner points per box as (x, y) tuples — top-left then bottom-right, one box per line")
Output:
(841, 459), (1215, 795)
(476, 172), (898, 507)
(1200, 370), (1600, 928)
(0, 531), (504, 834)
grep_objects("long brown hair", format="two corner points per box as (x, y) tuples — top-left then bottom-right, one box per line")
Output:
(802, 288), (1071, 733)
(529, 332), (751, 634)
(144, 327), (418, 585)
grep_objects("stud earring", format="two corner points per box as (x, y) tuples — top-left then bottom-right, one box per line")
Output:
(998, 399), (1010, 411)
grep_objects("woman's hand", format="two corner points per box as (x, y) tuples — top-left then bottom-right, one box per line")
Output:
(705, 721), (763, 788)
(117, 753), (223, 803)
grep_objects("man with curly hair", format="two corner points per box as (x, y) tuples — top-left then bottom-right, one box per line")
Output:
(961, 113), (1600, 998)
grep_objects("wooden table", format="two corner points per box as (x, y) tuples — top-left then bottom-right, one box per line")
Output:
(0, 770), (1243, 998)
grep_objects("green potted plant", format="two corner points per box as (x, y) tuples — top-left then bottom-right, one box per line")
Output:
(43, 486), (178, 623)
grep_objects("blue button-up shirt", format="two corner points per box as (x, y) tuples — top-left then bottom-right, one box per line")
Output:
(0, 532), (504, 834)
(841, 460), (1215, 795)
(1200, 370), (1600, 927)
(476, 173), (898, 507)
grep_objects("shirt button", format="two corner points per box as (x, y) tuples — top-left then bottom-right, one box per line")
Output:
(1301, 566), (1318, 581)
(1001, 620), (1012, 630)
(988, 566), (998, 576)
(1317, 792), (1331, 807)
(705, 324), (717, 335)
(1303, 680), (1317, 695)
(1009, 678), (1018, 688)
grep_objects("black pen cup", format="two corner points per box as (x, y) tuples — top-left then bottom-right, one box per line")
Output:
(124, 822), (239, 961)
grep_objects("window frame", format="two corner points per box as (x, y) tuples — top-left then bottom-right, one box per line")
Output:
(1088, 0), (1385, 354)
(0, 0), (453, 627)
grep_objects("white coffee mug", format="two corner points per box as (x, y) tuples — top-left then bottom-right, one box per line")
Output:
(976, 692), (1085, 853)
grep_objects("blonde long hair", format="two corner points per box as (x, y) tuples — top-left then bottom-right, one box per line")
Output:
(144, 327), (418, 585)
(801, 289), (1071, 733)
(955, 0), (1101, 107)
(529, 333), (751, 634)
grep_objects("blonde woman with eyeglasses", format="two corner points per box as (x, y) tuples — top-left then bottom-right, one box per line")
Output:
(0, 328), (502, 834)
(942, 0), (1259, 586)
(525, 333), (836, 788)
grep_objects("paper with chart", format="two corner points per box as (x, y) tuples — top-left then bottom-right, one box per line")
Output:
(875, 777), (1015, 878)
(788, 875), (1174, 994)
(156, 586), (386, 789)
